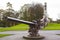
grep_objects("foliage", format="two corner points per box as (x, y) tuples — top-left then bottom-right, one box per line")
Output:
(3, 12), (14, 17)
(20, 4), (30, 21)
(20, 3), (44, 21)
(56, 19), (60, 23)
(0, 20), (6, 27)
(48, 18), (52, 22)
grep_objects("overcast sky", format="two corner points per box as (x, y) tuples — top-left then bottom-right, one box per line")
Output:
(0, 0), (60, 21)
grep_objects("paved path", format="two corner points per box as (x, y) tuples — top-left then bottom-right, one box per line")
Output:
(0, 30), (60, 40)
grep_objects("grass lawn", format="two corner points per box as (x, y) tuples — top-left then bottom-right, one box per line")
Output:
(0, 34), (12, 38)
(0, 23), (60, 32)
(44, 23), (60, 30)
(0, 24), (29, 32)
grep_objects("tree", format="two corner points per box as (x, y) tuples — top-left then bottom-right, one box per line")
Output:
(7, 2), (12, 9)
(20, 4), (31, 21)
(0, 9), (5, 20)
(29, 3), (44, 21)
(2, 2), (19, 27)
(21, 4), (44, 21)
(20, 3), (44, 21)
(15, 13), (19, 18)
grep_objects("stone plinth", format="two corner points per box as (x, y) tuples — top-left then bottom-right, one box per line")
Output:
(23, 35), (45, 40)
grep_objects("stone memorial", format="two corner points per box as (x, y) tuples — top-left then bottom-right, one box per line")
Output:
(7, 17), (45, 39)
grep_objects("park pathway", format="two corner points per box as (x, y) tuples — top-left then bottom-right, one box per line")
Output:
(0, 30), (60, 40)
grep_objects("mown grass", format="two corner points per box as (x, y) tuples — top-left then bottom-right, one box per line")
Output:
(0, 24), (29, 32)
(44, 23), (60, 30)
(0, 23), (60, 32)
(0, 34), (12, 38)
